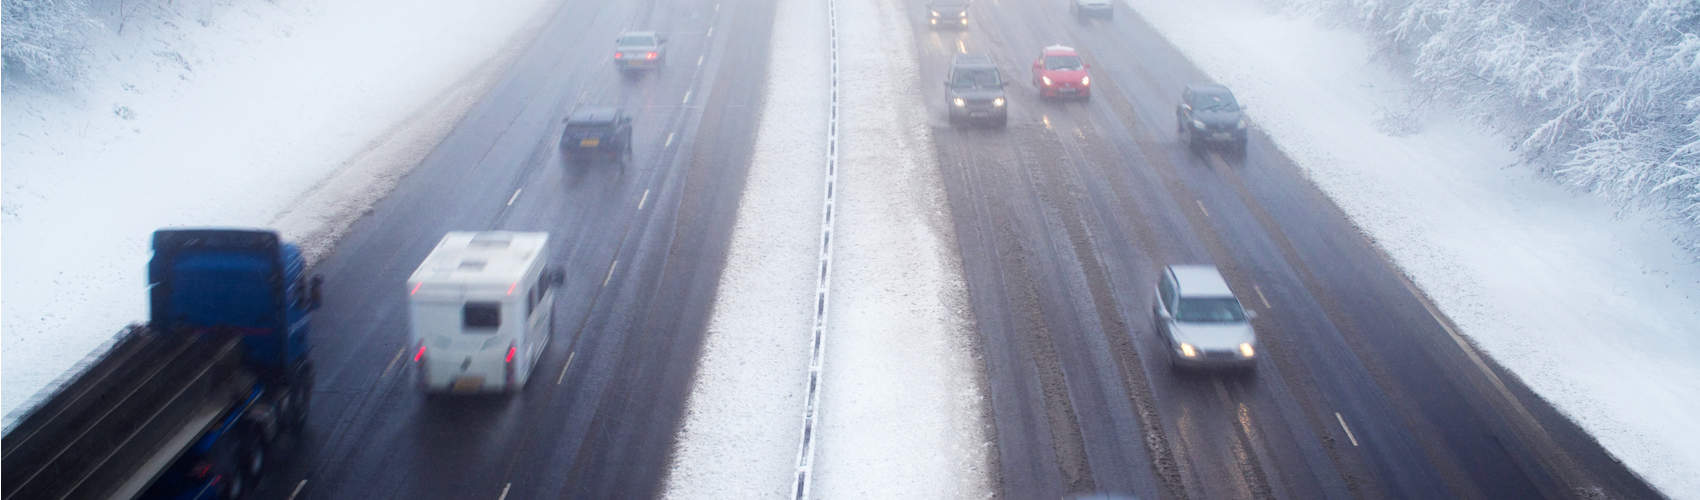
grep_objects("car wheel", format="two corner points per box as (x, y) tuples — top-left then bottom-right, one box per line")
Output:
(996, 115), (1008, 128)
(948, 113), (959, 127)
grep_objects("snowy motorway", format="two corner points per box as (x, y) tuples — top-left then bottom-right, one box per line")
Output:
(4, 0), (1691, 497)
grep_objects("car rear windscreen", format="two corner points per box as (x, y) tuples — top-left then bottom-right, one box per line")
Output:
(463, 302), (501, 331)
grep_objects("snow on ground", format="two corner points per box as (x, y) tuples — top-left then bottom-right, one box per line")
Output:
(2, 0), (559, 426)
(1128, 0), (1700, 496)
(660, 0), (827, 495)
(664, 0), (991, 496)
(811, 0), (992, 495)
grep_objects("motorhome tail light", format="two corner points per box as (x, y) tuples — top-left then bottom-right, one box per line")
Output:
(507, 282), (517, 296)
(646, 52), (657, 60)
(506, 345), (517, 363)
(413, 344), (427, 362)
(614, 52), (623, 59)
(410, 281), (424, 295)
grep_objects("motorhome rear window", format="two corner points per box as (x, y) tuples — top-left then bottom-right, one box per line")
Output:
(463, 302), (501, 330)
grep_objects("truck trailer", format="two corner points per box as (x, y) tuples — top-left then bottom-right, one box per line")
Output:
(2, 228), (320, 500)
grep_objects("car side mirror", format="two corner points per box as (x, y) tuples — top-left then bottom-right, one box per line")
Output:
(308, 275), (324, 311)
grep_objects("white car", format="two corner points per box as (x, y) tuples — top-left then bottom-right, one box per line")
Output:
(1153, 265), (1259, 371)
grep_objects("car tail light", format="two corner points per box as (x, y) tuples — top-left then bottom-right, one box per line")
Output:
(614, 52), (623, 59)
(413, 344), (427, 362)
(646, 52), (657, 60)
(505, 345), (516, 363)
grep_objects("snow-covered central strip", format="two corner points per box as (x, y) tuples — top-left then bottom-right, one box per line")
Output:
(791, 0), (840, 495)
(660, 0), (828, 496)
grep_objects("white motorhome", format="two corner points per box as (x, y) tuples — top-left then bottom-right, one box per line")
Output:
(408, 232), (562, 394)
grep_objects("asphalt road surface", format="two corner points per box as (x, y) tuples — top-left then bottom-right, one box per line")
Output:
(244, 0), (1662, 497)
(251, 0), (775, 497)
(911, 1), (1661, 499)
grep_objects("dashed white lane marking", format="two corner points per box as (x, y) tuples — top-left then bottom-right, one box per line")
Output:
(714, 2), (720, 11)
(707, 26), (715, 37)
(638, 189), (651, 211)
(381, 346), (406, 377)
(665, 132), (676, 148)
(1335, 412), (1360, 447)
(682, 90), (693, 104)
(287, 480), (308, 500)
(497, 483), (511, 500)
(956, 39), (966, 53)
(603, 260), (619, 287)
(1254, 284), (1272, 309)
(1196, 200), (1210, 217)
(556, 351), (576, 385)
(506, 188), (522, 207)
(698, 54), (706, 66)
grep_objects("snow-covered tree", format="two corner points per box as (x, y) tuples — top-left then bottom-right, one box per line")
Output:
(2, 0), (100, 85)
(1294, 0), (1700, 248)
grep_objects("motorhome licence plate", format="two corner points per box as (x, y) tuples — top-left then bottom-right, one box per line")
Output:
(580, 138), (600, 147)
(451, 376), (485, 393)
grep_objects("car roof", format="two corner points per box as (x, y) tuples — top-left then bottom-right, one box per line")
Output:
(619, 31), (658, 38)
(1043, 45), (1078, 56)
(1168, 265), (1234, 298)
(568, 106), (620, 124)
(951, 54), (996, 68)
(929, 0), (968, 7)
(1185, 83), (1234, 97)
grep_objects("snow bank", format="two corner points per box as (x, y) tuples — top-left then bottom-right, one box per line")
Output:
(2, 0), (557, 424)
(1126, 0), (1700, 496)
(808, 0), (992, 495)
(661, 0), (827, 495)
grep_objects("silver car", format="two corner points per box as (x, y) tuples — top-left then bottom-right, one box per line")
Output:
(614, 31), (667, 71)
(1153, 265), (1259, 371)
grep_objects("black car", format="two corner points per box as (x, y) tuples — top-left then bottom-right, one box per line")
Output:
(561, 107), (633, 164)
(927, 0), (969, 29)
(1176, 83), (1247, 154)
(945, 55), (1007, 127)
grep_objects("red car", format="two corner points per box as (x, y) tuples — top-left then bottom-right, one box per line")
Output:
(1031, 45), (1091, 100)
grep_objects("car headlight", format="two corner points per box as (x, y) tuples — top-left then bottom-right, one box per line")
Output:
(1179, 343), (1198, 358)
(992, 97), (1005, 107)
(1239, 343), (1255, 357)
(931, 10), (940, 16)
(960, 11), (967, 17)
(1041, 75), (1053, 86)
(1081, 76), (1090, 86)
(1191, 119), (1206, 129)
(960, 18), (968, 24)
(953, 97), (966, 107)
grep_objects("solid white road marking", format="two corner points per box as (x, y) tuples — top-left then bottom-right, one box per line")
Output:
(1254, 284), (1272, 309)
(698, 54), (705, 66)
(682, 90), (693, 104)
(665, 132), (676, 148)
(603, 260), (619, 287)
(1196, 200), (1210, 217)
(497, 483), (511, 500)
(381, 346), (406, 377)
(556, 351), (576, 385)
(506, 188), (522, 207)
(638, 189), (651, 210)
(1335, 412), (1359, 447)
(287, 480), (308, 500)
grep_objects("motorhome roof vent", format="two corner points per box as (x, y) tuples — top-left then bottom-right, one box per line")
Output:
(458, 260), (487, 272)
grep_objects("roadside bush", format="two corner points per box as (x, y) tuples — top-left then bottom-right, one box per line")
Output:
(2, 0), (100, 85)
(1296, 0), (1700, 248)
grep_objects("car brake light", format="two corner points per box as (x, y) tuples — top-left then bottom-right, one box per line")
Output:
(507, 282), (517, 296)
(614, 52), (623, 59)
(410, 281), (423, 295)
(414, 344), (427, 362)
(506, 346), (516, 363)
(646, 52), (657, 60)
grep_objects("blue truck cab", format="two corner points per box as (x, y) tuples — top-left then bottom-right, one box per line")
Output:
(2, 228), (320, 500)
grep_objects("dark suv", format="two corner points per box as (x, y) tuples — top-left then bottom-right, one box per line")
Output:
(560, 107), (633, 165)
(945, 55), (1007, 127)
(1176, 83), (1247, 155)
